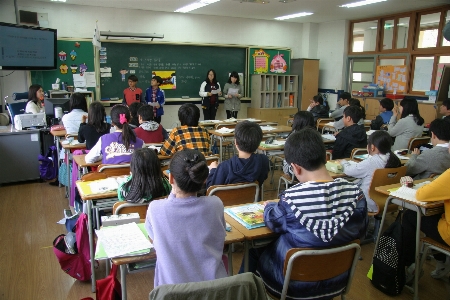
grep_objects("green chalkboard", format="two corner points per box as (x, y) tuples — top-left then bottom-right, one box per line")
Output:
(30, 40), (95, 93)
(100, 42), (246, 99)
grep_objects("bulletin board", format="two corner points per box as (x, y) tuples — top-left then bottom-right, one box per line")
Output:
(249, 48), (291, 75)
(375, 65), (407, 93)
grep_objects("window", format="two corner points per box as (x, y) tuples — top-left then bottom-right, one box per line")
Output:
(412, 56), (434, 92)
(417, 12), (441, 49)
(352, 20), (378, 53)
(396, 17), (410, 49)
(349, 58), (374, 92)
(382, 19), (394, 50)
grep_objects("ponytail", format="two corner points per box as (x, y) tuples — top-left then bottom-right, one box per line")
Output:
(385, 150), (401, 168)
(120, 122), (137, 150)
(110, 105), (137, 150)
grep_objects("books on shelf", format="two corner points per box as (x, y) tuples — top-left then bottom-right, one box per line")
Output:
(225, 203), (265, 229)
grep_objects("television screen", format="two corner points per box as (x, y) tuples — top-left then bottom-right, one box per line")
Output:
(45, 98), (70, 117)
(0, 22), (57, 70)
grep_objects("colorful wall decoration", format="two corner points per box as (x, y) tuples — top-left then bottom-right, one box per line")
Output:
(249, 48), (290, 75)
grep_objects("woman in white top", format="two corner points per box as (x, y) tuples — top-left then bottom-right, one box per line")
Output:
(339, 130), (402, 212)
(61, 93), (88, 134)
(388, 97), (424, 151)
(25, 84), (44, 114)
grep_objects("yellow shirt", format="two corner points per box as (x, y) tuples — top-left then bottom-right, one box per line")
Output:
(416, 169), (450, 246)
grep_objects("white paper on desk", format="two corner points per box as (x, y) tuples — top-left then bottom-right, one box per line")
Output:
(89, 176), (127, 194)
(396, 155), (410, 160)
(321, 134), (336, 141)
(260, 125), (275, 131)
(366, 130), (376, 136)
(100, 67), (111, 73)
(95, 223), (153, 258)
(390, 186), (427, 204)
(84, 72), (96, 88)
(73, 74), (86, 88)
(100, 72), (112, 78)
(227, 88), (239, 96)
(211, 89), (221, 95)
(272, 140), (286, 146)
(216, 127), (234, 133)
(325, 122), (335, 126)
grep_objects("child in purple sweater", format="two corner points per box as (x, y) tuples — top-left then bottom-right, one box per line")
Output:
(145, 149), (227, 287)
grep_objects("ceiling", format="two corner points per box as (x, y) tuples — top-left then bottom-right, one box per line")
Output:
(35, 0), (449, 23)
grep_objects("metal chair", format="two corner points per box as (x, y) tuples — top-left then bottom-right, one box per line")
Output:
(350, 148), (368, 159)
(316, 118), (334, 131)
(407, 137), (431, 153)
(267, 241), (361, 300)
(206, 181), (260, 205)
(98, 163), (131, 177)
(214, 123), (237, 160)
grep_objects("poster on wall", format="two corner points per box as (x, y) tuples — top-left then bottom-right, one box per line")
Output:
(152, 70), (176, 89)
(376, 65), (407, 93)
(249, 48), (291, 75)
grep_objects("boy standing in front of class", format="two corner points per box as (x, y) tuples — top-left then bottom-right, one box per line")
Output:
(123, 75), (144, 106)
(145, 76), (165, 124)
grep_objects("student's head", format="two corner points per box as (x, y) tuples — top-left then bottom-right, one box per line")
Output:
(170, 149), (209, 193)
(87, 102), (107, 132)
(379, 98), (394, 112)
(129, 102), (144, 119)
(429, 118), (450, 144)
(151, 76), (162, 87)
(234, 121), (263, 153)
(128, 75), (138, 88)
(291, 111), (315, 132)
(440, 99), (450, 116)
(69, 92), (88, 112)
(349, 98), (366, 119)
(338, 92), (351, 106)
(110, 104), (137, 149)
(343, 105), (361, 126)
(124, 148), (166, 203)
(367, 131), (400, 168)
(137, 105), (154, 123)
(28, 84), (44, 103)
(205, 69), (217, 84)
(178, 103), (200, 126)
(400, 96), (424, 125)
(227, 71), (240, 85)
(312, 94), (324, 105)
(284, 128), (326, 172)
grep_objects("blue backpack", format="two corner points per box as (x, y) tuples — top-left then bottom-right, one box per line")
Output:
(38, 146), (58, 180)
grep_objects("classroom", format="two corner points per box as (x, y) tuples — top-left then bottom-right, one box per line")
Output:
(1, 0), (450, 299)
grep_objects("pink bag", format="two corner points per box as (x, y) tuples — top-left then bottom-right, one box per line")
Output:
(53, 213), (92, 281)
(96, 264), (122, 300)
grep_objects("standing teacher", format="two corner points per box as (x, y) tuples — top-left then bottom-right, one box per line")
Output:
(223, 71), (243, 119)
(199, 69), (222, 120)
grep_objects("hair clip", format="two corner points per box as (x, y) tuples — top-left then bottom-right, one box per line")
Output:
(184, 154), (199, 163)
(119, 113), (127, 124)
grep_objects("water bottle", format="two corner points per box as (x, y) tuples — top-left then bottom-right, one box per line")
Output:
(61, 82), (66, 91)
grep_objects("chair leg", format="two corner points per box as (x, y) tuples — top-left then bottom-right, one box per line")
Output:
(120, 264), (127, 300)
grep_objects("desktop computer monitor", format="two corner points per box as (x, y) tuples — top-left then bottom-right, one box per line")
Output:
(45, 98), (70, 117)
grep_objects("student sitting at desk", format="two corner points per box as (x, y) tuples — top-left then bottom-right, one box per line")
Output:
(128, 102), (144, 128)
(403, 141), (450, 283)
(244, 128), (367, 299)
(160, 103), (211, 157)
(440, 98), (450, 120)
(61, 93), (88, 134)
(329, 92), (351, 121)
(25, 84), (44, 114)
(134, 105), (164, 143)
(387, 96), (424, 151)
(332, 106), (367, 159)
(145, 149), (227, 287)
(85, 104), (143, 164)
(206, 120), (269, 189)
(78, 102), (111, 150)
(339, 130), (401, 212)
(370, 97), (394, 130)
(334, 98), (366, 131)
(118, 148), (170, 203)
(405, 118), (450, 179)
(306, 94), (329, 123)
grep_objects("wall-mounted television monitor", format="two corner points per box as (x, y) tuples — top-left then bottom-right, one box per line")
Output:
(45, 98), (70, 117)
(0, 22), (57, 70)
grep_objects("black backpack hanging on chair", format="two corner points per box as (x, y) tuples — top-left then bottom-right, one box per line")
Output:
(369, 210), (406, 296)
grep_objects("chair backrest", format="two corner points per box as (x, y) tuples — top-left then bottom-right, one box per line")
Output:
(65, 133), (78, 139)
(97, 164), (131, 177)
(368, 166), (407, 214)
(206, 182), (260, 206)
(205, 155), (219, 166)
(316, 118), (334, 130)
(407, 137), (430, 153)
(350, 148), (368, 159)
(259, 122), (278, 126)
(7, 101), (27, 125)
(326, 151), (332, 161)
(280, 241), (361, 300)
(113, 201), (149, 219)
(81, 172), (107, 182)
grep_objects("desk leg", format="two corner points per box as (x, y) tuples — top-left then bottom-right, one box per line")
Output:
(55, 136), (62, 187)
(413, 205), (422, 300)
(244, 240), (249, 273)
(120, 265), (127, 300)
(228, 244), (233, 276)
(65, 149), (70, 198)
(219, 137), (223, 163)
(87, 200), (96, 293)
(373, 196), (392, 263)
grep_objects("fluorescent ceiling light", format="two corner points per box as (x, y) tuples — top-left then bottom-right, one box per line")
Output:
(275, 12), (313, 20)
(175, 0), (220, 13)
(340, 0), (387, 8)
(51, 0), (66, 2)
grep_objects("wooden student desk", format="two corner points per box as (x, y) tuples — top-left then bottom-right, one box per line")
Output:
(61, 141), (86, 197)
(373, 179), (444, 300)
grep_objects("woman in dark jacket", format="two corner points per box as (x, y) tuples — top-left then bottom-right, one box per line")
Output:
(199, 69), (222, 120)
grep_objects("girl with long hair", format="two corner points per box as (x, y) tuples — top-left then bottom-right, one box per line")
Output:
(78, 102), (111, 150)
(223, 71), (243, 119)
(25, 84), (44, 114)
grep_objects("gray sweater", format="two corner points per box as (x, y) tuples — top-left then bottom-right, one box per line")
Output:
(329, 105), (349, 120)
(222, 83), (243, 112)
(406, 145), (450, 179)
(387, 115), (424, 151)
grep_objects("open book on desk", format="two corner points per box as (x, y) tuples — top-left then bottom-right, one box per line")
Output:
(95, 223), (153, 259)
(388, 182), (440, 205)
(225, 203), (265, 229)
(89, 176), (128, 194)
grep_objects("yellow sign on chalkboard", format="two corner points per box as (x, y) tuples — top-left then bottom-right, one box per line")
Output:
(376, 65), (407, 93)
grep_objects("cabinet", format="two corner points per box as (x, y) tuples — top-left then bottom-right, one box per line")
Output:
(248, 74), (298, 123)
(290, 59), (319, 111)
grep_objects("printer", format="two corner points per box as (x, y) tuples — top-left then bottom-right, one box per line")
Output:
(14, 113), (47, 130)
